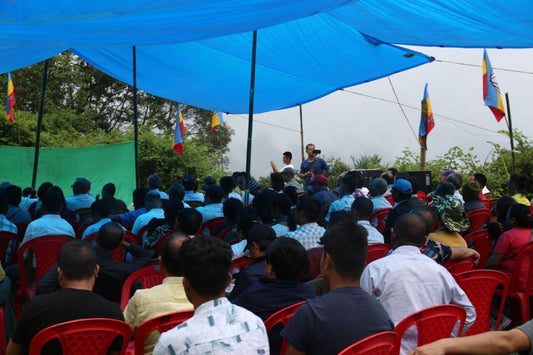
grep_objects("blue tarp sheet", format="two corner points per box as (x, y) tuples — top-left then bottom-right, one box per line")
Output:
(1, 0), (532, 113)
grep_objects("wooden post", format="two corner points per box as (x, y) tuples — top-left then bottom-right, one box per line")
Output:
(505, 93), (516, 173)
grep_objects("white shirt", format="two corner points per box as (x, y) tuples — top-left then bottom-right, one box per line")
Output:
(150, 189), (169, 200)
(196, 203), (224, 224)
(228, 192), (242, 201)
(280, 163), (294, 172)
(231, 240), (248, 260)
(65, 193), (96, 211)
(357, 220), (384, 245)
(325, 194), (355, 221)
(81, 218), (112, 239)
(22, 214), (75, 244)
(361, 245), (475, 355)
(131, 208), (165, 235)
(154, 297), (269, 355)
(184, 191), (204, 203)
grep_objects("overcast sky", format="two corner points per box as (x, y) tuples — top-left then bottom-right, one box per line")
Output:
(223, 47), (533, 179)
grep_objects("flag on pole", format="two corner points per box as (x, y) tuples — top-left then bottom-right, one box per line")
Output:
(173, 104), (185, 154)
(5, 72), (15, 123)
(482, 49), (505, 122)
(418, 83), (434, 144)
(211, 111), (224, 132)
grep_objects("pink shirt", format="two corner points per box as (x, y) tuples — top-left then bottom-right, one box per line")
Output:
(493, 227), (533, 277)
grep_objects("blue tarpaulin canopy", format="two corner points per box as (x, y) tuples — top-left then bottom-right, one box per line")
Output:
(1, 0), (533, 113)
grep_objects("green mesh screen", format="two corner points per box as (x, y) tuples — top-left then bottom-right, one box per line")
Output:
(0, 141), (135, 205)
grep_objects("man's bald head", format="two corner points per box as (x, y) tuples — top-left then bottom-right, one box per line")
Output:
(161, 233), (191, 276)
(393, 213), (428, 246)
(96, 222), (124, 250)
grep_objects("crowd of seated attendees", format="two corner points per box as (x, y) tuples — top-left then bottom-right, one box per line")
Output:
(0, 167), (532, 354)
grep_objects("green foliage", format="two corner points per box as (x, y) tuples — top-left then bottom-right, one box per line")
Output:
(1, 52), (234, 190)
(350, 154), (385, 170)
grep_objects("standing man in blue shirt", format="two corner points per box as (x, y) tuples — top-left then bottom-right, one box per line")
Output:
(299, 143), (330, 188)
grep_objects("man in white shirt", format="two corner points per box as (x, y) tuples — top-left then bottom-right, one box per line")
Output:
(361, 213), (476, 355)
(196, 185), (224, 224)
(182, 175), (204, 203)
(352, 197), (384, 245)
(131, 191), (165, 235)
(147, 174), (169, 200)
(270, 151), (294, 173)
(154, 236), (268, 355)
(65, 178), (96, 211)
(23, 186), (75, 244)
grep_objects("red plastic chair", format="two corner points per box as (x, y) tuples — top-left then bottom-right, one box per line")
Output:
(17, 235), (72, 316)
(0, 307), (6, 353)
(395, 304), (466, 351)
(196, 217), (226, 237)
(444, 258), (475, 274)
(131, 310), (194, 355)
(264, 301), (305, 355)
(466, 209), (492, 232)
(216, 226), (234, 240)
(366, 243), (391, 266)
(154, 231), (173, 257)
(135, 226), (149, 245)
(385, 195), (394, 206)
(369, 208), (392, 233)
(464, 229), (494, 270)
(29, 318), (132, 355)
(498, 241), (533, 325)
(454, 270), (509, 335)
(338, 331), (398, 355)
(231, 256), (252, 271)
(302, 247), (323, 281)
(0, 231), (19, 268)
(120, 265), (165, 310)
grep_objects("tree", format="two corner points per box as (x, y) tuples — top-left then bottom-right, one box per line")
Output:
(1, 51), (234, 190)
(350, 154), (384, 170)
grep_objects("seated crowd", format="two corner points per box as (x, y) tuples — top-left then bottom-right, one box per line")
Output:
(0, 164), (532, 355)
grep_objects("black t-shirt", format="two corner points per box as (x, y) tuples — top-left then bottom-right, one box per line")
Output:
(13, 288), (125, 355)
(281, 286), (394, 355)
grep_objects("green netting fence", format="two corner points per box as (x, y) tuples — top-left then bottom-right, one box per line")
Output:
(0, 141), (135, 205)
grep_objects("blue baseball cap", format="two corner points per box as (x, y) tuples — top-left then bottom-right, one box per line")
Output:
(392, 179), (413, 194)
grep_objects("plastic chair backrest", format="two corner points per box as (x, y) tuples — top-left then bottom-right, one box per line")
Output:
(217, 226), (234, 240)
(395, 304), (466, 349)
(302, 247), (323, 281)
(29, 318), (132, 355)
(231, 256), (252, 271)
(444, 258), (474, 274)
(508, 241), (533, 294)
(120, 265), (165, 310)
(196, 217), (226, 237)
(466, 209), (492, 232)
(369, 208), (392, 233)
(366, 244), (391, 266)
(264, 301), (305, 355)
(134, 310), (194, 355)
(464, 229), (493, 269)
(154, 231), (173, 257)
(454, 270), (509, 335)
(136, 226), (149, 245)
(18, 235), (72, 287)
(0, 232), (19, 268)
(338, 331), (398, 355)
(0, 307), (6, 353)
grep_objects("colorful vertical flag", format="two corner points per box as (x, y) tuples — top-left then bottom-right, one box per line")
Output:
(418, 83), (434, 144)
(5, 72), (15, 123)
(173, 103), (185, 154)
(211, 111), (224, 132)
(482, 49), (505, 122)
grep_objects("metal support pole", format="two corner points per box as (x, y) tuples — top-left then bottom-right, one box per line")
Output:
(31, 60), (49, 188)
(244, 30), (258, 205)
(133, 46), (140, 186)
(299, 105), (305, 163)
(505, 93), (516, 173)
